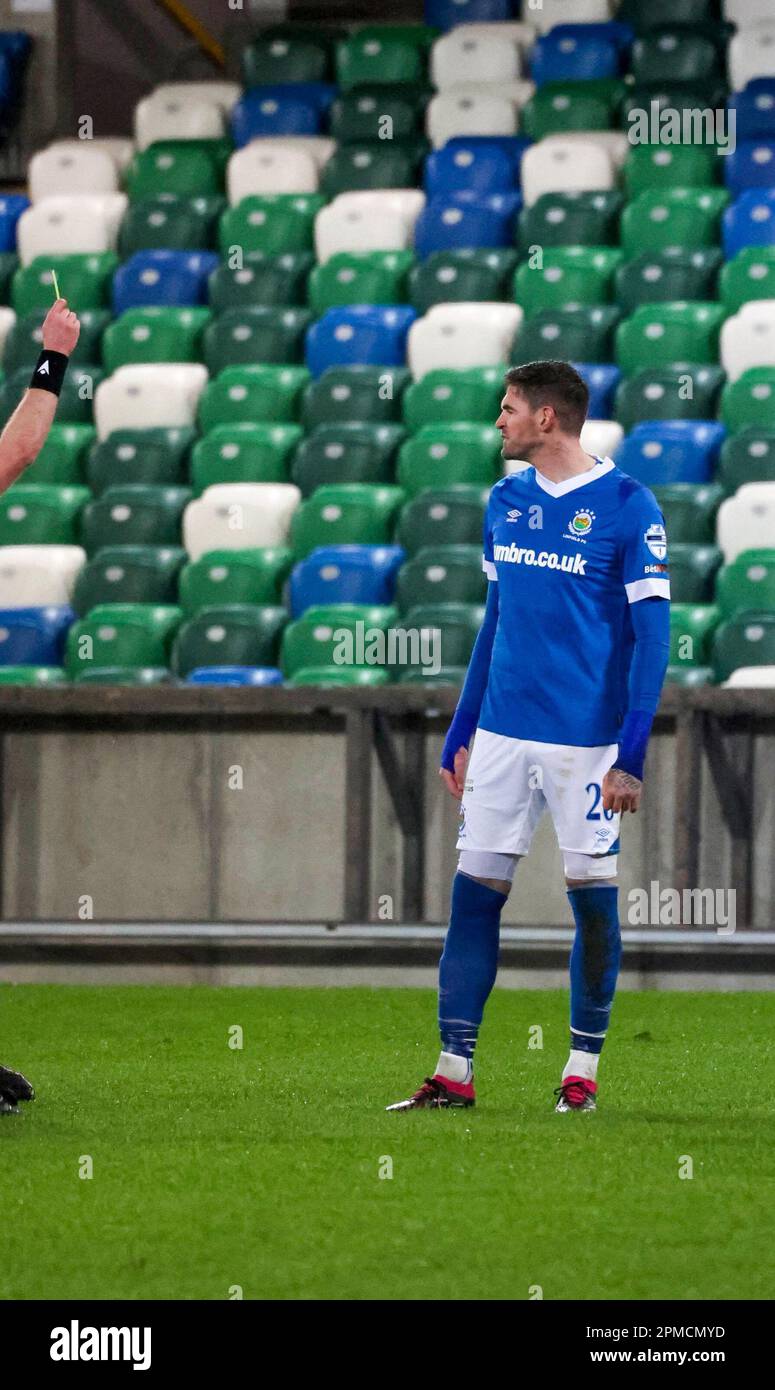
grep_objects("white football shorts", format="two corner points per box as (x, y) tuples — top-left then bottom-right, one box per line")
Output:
(456, 729), (621, 859)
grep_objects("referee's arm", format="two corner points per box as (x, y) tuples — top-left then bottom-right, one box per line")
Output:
(0, 298), (81, 496)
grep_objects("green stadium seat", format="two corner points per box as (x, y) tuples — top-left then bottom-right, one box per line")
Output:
(517, 191), (623, 254)
(80, 485), (192, 553)
(72, 546), (186, 614)
(198, 365), (309, 430)
(242, 35), (331, 86)
(512, 306), (621, 366)
(73, 666), (170, 685)
(624, 143), (721, 197)
(308, 251), (413, 313)
(356, 24), (436, 50)
(86, 427), (195, 495)
(320, 143), (422, 198)
(171, 603), (287, 677)
(66, 603), (182, 679)
(3, 308), (109, 374)
(119, 196), (225, 257)
(301, 366), (410, 428)
(396, 424), (501, 497)
(621, 189), (727, 256)
(720, 369), (775, 434)
(716, 551), (775, 619)
(402, 367), (503, 432)
(290, 483), (405, 558)
(102, 307), (210, 373)
(396, 665), (465, 686)
(718, 430), (775, 494)
(396, 544), (486, 612)
(0, 483), (89, 545)
(190, 423), (302, 492)
(22, 423), (95, 486)
(218, 195), (325, 257)
(291, 422), (404, 496)
(281, 603), (397, 677)
(396, 485), (488, 555)
(616, 302), (725, 375)
(178, 548), (293, 614)
(720, 248), (775, 314)
(335, 34), (425, 89)
(653, 483), (724, 543)
(126, 141), (226, 200)
(614, 366), (725, 430)
(631, 30), (722, 86)
(668, 543), (723, 602)
(620, 81), (727, 131)
(208, 252), (314, 312)
(614, 249), (722, 313)
(669, 602), (720, 666)
(287, 665), (390, 687)
(203, 306), (313, 372)
(521, 81), (621, 141)
(0, 666), (65, 685)
(409, 249), (518, 315)
(619, 0), (717, 27)
(712, 612), (775, 682)
(329, 87), (427, 144)
(664, 664), (714, 685)
(11, 253), (118, 317)
(400, 602), (484, 671)
(514, 247), (621, 318)
(0, 252), (18, 305)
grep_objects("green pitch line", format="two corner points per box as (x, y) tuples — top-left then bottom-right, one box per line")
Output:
(1, 984), (773, 1301)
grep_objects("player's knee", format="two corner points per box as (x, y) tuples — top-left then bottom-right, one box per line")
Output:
(457, 850), (518, 898)
(563, 850), (618, 886)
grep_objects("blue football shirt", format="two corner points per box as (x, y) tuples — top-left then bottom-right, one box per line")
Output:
(479, 457), (670, 747)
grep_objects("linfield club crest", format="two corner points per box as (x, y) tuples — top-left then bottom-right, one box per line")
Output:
(569, 508), (595, 537)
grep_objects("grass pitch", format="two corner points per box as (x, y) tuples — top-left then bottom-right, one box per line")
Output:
(1, 983), (773, 1301)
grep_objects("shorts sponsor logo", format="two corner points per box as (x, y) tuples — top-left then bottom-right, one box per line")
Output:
(645, 563), (668, 574)
(645, 523), (667, 561)
(493, 543), (586, 575)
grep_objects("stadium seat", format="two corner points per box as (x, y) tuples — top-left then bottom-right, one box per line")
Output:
(289, 544), (404, 617)
(408, 302), (521, 378)
(17, 194), (127, 265)
(291, 422), (404, 496)
(722, 189), (775, 259)
(179, 547), (293, 614)
(400, 601), (484, 671)
(402, 366), (503, 431)
(134, 93), (225, 151)
(720, 302), (775, 382)
(305, 306), (416, 379)
(652, 482), (724, 543)
(172, 604), (288, 677)
(126, 142), (224, 201)
(720, 367), (775, 432)
(280, 603), (396, 679)
(290, 483), (405, 558)
(308, 251), (413, 314)
(615, 249), (722, 313)
(182, 483), (301, 560)
(517, 190), (623, 253)
(614, 366), (725, 430)
(530, 28), (626, 87)
(579, 420), (624, 461)
(719, 428), (775, 493)
(242, 34), (331, 87)
(514, 247), (620, 318)
(66, 603), (181, 678)
(664, 664), (714, 685)
(0, 194), (29, 253)
(616, 303), (725, 375)
(425, 0), (513, 27)
(425, 92), (525, 150)
(632, 28), (721, 85)
(0, 544), (85, 607)
(227, 144), (318, 202)
(320, 142), (423, 199)
(86, 426), (194, 494)
(513, 306), (621, 367)
(112, 250), (219, 312)
(727, 82), (775, 141)
(716, 482), (775, 562)
(23, 423), (95, 486)
(0, 251), (18, 304)
(521, 79), (621, 141)
(301, 365), (410, 428)
(190, 423), (302, 492)
(728, 26), (775, 92)
(724, 139), (775, 197)
(336, 33), (426, 89)
(667, 543), (723, 603)
(102, 306), (210, 372)
(208, 251), (314, 312)
(397, 423), (501, 496)
(219, 193), (324, 257)
(395, 484), (488, 555)
(716, 549), (775, 618)
(669, 603), (720, 666)
(118, 195), (224, 257)
(287, 664), (391, 687)
(520, 138), (614, 208)
(396, 545), (486, 612)
(185, 665), (283, 686)
(616, 421), (725, 487)
(622, 189), (727, 256)
(423, 144), (516, 201)
(72, 546), (185, 614)
(44, 137), (135, 177)
(625, 143), (721, 197)
(712, 611), (775, 681)
(315, 190), (424, 261)
(722, 663), (775, 687)
(329, 87), (427, 144)
(230, 92), (324, 146)
(94, 364), (207, 439)
(575, 364), (621, 420)
(80, 485), (192, 553)
(198, 364), (310, 430)
(0, 484), (89, 546)
(430, 28), (522, 90)
(0, 606), (74, 666)
(28, 145), (119, 201)
(0, 665), (65, 686)
(720, 246), (775, 312)
(620, 0), (716, 24)
(203, 306), (313, 373)
(414, 194), (519, 259)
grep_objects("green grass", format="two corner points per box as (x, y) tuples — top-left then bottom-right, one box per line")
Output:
(1, 984), (773, 1301)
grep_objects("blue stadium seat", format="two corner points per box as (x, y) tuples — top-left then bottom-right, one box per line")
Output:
(0, 606), (74, 665)
(0, 194), (29, 252)
(186, 666), (284, 685)
(616, 421), (726, 487)
(531, 26), (630, 86)
(443, 135), (531, 184)
(723, 189), (775, 258)
(305, 305), (417, 378)
(727, 83), (775, 141)
(724, 140), (775, 196)
(572, 363), (621, 420)
(425, 0), (513, 28)
(231, 92), (323, 146)
(290, 544), (405, 617)
(424, 144), (517, 200)
(414, 194), (520, 259)
(112, 250), (220, 313)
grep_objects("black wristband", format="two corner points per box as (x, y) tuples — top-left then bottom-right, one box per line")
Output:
(29, 349), (69, 397)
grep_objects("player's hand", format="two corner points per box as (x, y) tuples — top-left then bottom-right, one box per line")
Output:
(439, 746), (468, 801)
(42, 299), (80, 356)
(602, 767), (642, 815)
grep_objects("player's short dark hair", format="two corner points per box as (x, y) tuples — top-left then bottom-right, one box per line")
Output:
(503, 361), (589, 435)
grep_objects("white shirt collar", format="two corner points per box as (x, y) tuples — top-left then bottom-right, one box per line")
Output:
(532, 456), (615, 498)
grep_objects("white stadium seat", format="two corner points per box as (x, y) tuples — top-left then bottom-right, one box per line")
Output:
(724, 665), (775, 688)
(227, 144), (318, 202)
(525, 0), (613, 34)
(314, 191), (425, 262)
(717, 482), (775, 562)
(0, 546), (86, 607)
(542, 130), (630, 171)
(723, 1), (774, 25)
(134, 93), (225, 150)
(721, 301), (775, 382)
(425, 93), (518, 148)
(239, 136), (335, 171)
(44, 138), (136, 175)
(150, 82), (242, 113)
(183, 483), (301, 561)
(28, 145), (119, 202)
(408, 302), (522, 379)
(430, 29), (523, 88)
(581, 421), (624, 459)
(728, 25), (775, 90)
(94, 364), (208, 440)
(16, 194), (127, 265)
(521, 138), (615, 207)
(0, 307), (16, 359)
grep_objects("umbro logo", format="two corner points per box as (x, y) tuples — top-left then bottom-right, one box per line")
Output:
(37, 361), (50, 375)
(506, 509), (522, 522)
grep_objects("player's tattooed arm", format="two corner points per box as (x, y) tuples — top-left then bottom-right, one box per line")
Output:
(602, 767), (642, 815)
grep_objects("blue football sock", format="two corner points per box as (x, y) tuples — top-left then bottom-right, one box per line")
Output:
(438, 872), (507, 1061)
(567, 885), (622, 1056)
